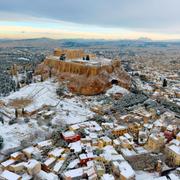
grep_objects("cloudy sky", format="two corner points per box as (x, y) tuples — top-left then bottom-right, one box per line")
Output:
(0, 0), (180, 40)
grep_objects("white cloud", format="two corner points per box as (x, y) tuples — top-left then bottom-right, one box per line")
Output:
(1, 0), (180, 39)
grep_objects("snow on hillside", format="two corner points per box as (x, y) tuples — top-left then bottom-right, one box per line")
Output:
(0, 120), (49, 153)
(4, 80), (59, 113)
(0, 79), (94, 153)
(2, 80), (94, 124)
(106, 85), (129, 96)
(52, 97), (94, 125)
(135, 171), (159, 180)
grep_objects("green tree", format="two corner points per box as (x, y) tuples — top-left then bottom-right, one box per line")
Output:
(86, 55), (90, 60)
(163, 78), (167, 87)
(0, 135), (3, 149)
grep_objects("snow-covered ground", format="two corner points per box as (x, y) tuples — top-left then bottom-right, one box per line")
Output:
(4, 80), (59, 113)
(52, 97), (94, 125)
(135, 171), (160, 180)
(0, 79), (94, 154)
(0, 120), (49, 153)
(106, 85), (129, 96)
(2, 80), (94, 124)
(0, 79), (130, 156)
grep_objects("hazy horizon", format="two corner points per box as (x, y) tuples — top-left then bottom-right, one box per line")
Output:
(1, 0), (180, 40)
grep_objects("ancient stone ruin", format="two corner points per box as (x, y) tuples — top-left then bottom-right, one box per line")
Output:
(36, 48), (131, 95)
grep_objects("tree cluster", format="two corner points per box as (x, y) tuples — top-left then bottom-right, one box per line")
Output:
(0, 135), (3, 149)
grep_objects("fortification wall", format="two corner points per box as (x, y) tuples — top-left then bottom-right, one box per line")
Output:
(43, 58), (113, 77)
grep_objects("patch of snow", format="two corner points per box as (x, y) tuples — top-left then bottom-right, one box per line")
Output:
(0, 170), (21, 180)
(53, 160), (64, 173)
(117, 161), (135, 179)
(0, 80), (94, 153)
(135, 171), (160, 180)
(67, 159), (80, 169)
(0, 120), (48, 153)
(68, 141), (82, 153)
(3, 80), (94, 124)
(101, 174), (115, 180)
(63, 168), (84, 178)
(4, 80), (59, 112)
(36, 170), (58, 180)
(106, 85), (129, 95)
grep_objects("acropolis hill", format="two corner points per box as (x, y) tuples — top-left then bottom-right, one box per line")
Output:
(36, 48), (131, 95)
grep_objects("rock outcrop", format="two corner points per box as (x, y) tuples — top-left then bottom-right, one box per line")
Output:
(67, 71), (111, 95)
(36, 49), (131, 95)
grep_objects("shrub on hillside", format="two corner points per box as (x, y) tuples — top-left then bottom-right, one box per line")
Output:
(0, 135), (4, 149)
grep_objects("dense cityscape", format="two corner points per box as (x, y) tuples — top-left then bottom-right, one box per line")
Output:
(0, 39), (179, 180)
(0, 0), (180, 179)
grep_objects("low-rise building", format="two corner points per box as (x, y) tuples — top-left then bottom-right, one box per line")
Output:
(101, 174), (115, 180)
(24, 159), (41, 176)
(100, 136), (112, 146)
(146, 133), (166, 152)
(94, 161), (105, 178)
(165, 140), (180, 166)
(112, 125), (128, 136)
(10, 152), (24, 161)
(63, 167), (85, 180)
(1, 159), (16, 170)
(9, 162), (26, 173)
(119, 134), (134, 149)
(62, 131), (81, 143)
(112, 160), (135, 180)
(0, 170), (21, 180)
(48, 147), (65, 158)
(176, 132), (180, 141)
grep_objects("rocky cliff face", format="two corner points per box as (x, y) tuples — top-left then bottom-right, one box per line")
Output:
(67, 71), (111, 95)
(36, 55), (131, 96)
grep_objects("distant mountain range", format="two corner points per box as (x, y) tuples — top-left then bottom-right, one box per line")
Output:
(137, 37), (152, 42)
(1, 37), (180, 48)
